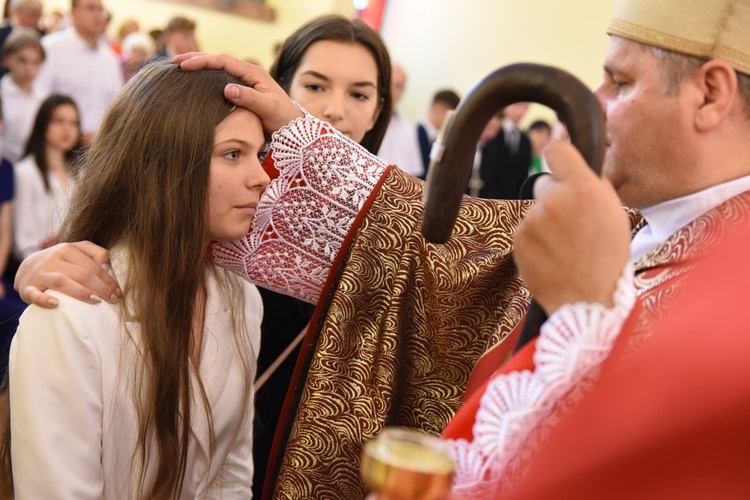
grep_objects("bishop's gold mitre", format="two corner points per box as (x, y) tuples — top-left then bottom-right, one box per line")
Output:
(607, 0), (750, 76)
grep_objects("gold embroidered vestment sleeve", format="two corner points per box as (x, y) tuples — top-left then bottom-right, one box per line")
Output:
(273, 167), (531, 498)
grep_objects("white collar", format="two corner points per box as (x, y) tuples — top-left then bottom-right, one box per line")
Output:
(1, 73), (37, 97)
(630, 173), (750, 263)
(502, 117), (517, 133)
(68, 26), (104, 51)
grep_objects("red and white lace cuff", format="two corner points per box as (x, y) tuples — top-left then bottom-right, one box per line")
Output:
(211, 113), (389, 304)
(448, 263), (637, 497)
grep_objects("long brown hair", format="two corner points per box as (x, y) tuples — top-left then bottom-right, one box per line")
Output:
(0, 61), (253, 498)
(270, 14), (393, 154)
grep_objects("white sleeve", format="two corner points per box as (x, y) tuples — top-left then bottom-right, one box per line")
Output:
(12, 163), (43, 260)
(10, 299), (105, 499)
(211, 113), (389, 304)
(34, 40), (55, 97)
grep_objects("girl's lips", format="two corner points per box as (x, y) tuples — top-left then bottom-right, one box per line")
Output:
(235, 202), (258, 209)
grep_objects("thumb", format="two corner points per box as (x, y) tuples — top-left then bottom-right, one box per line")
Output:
(224, 83), (304, 134)
(225, 83), (244, 102)
(542, 141), (599, 183)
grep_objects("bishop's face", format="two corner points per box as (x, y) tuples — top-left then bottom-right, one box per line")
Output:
(595, 36), (697, 209)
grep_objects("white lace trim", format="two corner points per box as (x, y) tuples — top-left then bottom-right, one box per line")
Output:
(211, 110), (388, 304)
(448, 264), (636, 497)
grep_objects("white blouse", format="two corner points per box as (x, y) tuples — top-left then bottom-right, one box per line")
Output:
(0, 75), (46, 163)
(12, 155), (72, 260)
(10, 251), (262, 498)
(36, 27), (124, 135)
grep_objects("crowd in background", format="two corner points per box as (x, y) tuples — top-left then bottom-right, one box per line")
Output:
(378, 62), (567, 197)
(0, 0), (558, 378)
(0, 0), (205, 369)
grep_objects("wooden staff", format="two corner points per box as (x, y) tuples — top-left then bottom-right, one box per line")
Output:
(421, 63), (606, 350)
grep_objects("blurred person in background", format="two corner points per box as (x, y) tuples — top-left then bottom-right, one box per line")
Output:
(0, 0), (43, 76)
(0, 100), (25, 378)
(377, 63), (424, 177)
(13, 95), (81, 261)
(35, 0), (123, 142)
(154, 15), (197, 60)
(41, 9), (64, 34)
(417, 88), (460, 178)
(120, 31), (154, 81)
(109, 17), (138, 55)
(1, 28), (45, 162)
(527, 119), (551, 174)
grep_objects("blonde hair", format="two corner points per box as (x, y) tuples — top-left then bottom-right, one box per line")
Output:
(1, 27), (44, 61)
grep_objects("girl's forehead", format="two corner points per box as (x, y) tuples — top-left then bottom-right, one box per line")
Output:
(214, 108), (263, 140)
(296, 40), (378, 77)
(11, 45), (44, 57)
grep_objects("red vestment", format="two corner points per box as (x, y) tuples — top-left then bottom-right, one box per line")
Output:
(442, 191), (750, 496)
(507, 209), (750, 499)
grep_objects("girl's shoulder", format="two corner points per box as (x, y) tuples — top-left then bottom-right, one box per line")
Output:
(0, 73), (12, 94)
(14, 291), (122, 358)
(12, 156), (39, 176)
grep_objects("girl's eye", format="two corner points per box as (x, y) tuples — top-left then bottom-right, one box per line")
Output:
(224, 150), (240, 160)
(351, 92), (369, 101)
(306, 84), (323, 92)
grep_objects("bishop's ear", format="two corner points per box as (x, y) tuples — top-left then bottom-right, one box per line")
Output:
(693, 60), (738, 131)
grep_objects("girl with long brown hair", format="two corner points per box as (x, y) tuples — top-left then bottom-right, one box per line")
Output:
(0, 60), (268, 497)
(11, 15), (396, 497)
(12, 94), (81, 262)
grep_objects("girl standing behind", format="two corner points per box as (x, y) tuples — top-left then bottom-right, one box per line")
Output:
(0, 28), (46, 163)
(12, 94), (80, 261)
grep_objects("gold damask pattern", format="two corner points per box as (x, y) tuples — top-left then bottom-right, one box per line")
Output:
(474, 206), (643, 365)
(271, 168), (532, 499)
(627, 191), (750, 352)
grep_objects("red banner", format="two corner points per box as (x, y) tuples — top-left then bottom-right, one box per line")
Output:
(356, 0), (387, 32)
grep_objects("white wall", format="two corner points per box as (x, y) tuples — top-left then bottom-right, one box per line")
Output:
(381, 0), (620, 125)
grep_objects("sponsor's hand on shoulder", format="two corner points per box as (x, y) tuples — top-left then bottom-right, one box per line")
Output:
(15, 241), (120, 308)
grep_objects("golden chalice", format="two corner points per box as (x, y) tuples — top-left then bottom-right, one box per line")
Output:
(361, 427), (455, 500)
